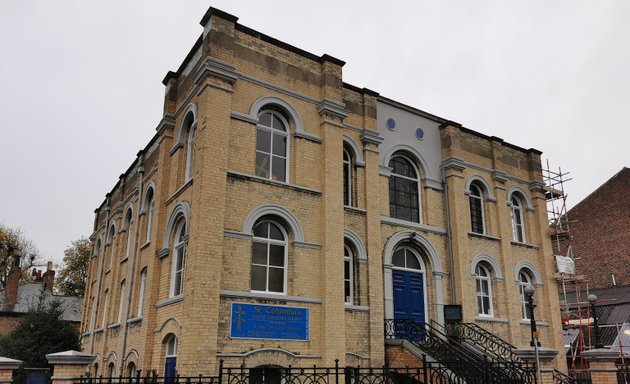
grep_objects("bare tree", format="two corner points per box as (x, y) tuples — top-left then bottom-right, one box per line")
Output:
(0, 223), (41, 290)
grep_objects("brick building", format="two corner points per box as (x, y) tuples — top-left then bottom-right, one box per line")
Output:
(80, 7), (564, 379)
(563, 167), (630, 289)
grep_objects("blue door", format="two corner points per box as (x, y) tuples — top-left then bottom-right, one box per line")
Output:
(393, 269), (425, 340)
(164, 357), (177, 384)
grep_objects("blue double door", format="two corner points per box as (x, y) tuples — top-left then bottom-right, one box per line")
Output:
(393, 269), (425, 340)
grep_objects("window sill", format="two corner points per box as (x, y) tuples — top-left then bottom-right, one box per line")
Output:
(104, 269), (112, 275)
(156, 295), (184, 308)
(93, 328), (104, 334)
(120, 257), (128, 264)
(127, 316), (143, 324)
(345, 304), (369, 312)
(107, 323), (121, 329)
(467, 232), (501, 242)
(344, 206), (366, 214)
(140, 241), (151, 250)
(519, 319), (548, 327)
(380, 216), (447, 235)
(511, 241), (540, 250)
(165, 179), (193, 206)
(227, 171), (322, 196)
(220, 290), (322, 304)
(474, 316), (508, 324)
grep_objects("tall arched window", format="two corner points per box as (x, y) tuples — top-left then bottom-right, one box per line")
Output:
(519, 270), (533, 319)
(144, 187), (155, 243)
(106, 225), (116, 271)
(107, 362), (115, 378)
(183, 112), (196, 182)
(124, 208), (134, 260)
(170, 220), (187, 297)
(137, 268), (147, 317)
(127, 362), (137, 378)
(101, 289), (109, 328)
(469, 183), (485, 234)
(344, 244), (354, 304)
(343, 147), (353, 206)
(251, 219), (287, 294)
(388, 155), (420, 223)
(164, 335), (178, 384)
(255, 111), (288, 182)
(475, 264), (493, 316)
(510, 194), (526, 242)
(117, 279), (126, 323)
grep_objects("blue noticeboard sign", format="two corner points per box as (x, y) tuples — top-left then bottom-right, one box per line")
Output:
(230, 302), (309, 341)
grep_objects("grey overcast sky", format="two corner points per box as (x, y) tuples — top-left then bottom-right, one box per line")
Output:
(1, 1), (628, 266)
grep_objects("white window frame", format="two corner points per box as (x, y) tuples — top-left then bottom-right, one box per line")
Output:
(170, 221), (187, 297)
(344, 244), (354, 304)
(343, 147), (353, 207)
(117, 280), (126, 323)
(124, 208), (134, 260)
(469, 183), (485, 234)
(184, 121), (196, 182)
(255, 111), (289, 182)
(137, 268), (147, 317)
(106, 225), (116, 271)
(251, 219), (288, 295)
(166, 335), (178, 357)
(475, 264), (493, 317)
(519, 271), (533, 320)
(101, 289), (109, 327)
(511, 195), (526, 243)
(388, 155), (421, 223)
(144, 188), (155, 243)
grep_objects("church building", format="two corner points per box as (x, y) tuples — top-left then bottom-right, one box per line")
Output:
(80, 6), (564, 379)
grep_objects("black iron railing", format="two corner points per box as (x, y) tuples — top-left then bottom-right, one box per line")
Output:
(384, 319), (535, 384)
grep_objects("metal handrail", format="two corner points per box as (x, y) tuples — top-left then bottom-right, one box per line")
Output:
(384, 319), (534, 384)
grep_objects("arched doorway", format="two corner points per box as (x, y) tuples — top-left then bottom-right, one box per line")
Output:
(392, 246), (426, 325)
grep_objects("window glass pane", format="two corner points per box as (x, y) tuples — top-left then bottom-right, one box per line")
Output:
(259, 112), (272, 127)
(476, 279), (481, 293)
(406, 253), (421, 270)
(269, 244), (284, 266)
(344, 260), (350, 279)
(268, 223), (284, 240)
(253, 222), (268, 238)
(252, 242), (267, 264)
(251, 265), (266, 291)
(392, 249), (405, 267)
(255, 152), (270, 178)
(482, 297), (490, 314)
(345, 281), (351, 301)
(256, 129), (271, 152)
(481, 280), (489, 295)
(272, 134), (286, 156)
(477, 296), (483, 314)
(175, 248), (185, 270)
(268, 267), (284, 292)
(271, 157), (286, 181)
(272, 115), (285, 131)
(173, 273), (182, 295)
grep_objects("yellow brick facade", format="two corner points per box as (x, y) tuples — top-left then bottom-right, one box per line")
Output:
(80, 6), (565, 378)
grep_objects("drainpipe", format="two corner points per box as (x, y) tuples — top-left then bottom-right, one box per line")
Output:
(119, 155), (145, 375)
(89, 195), (111, 355)
(441, 165), (457, 304)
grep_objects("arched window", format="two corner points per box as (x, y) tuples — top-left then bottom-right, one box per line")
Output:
(469, 183), (485, 234)
(107, 362), (115, 378)
(388, 155), (420, 223)
(170, 220), (187, 297)
(343, 147), (353, 206)
(137, 268), (147, 317)
(475, 264), (493, 316)
(344, 244), (354, 304)
(392, 247), (422, 270)
(93, 362), (99, 377)
(127, 362), (137, 378)
(101, 289), (109, 327)
(183, 112), (196, 182)
(510, 194), (526, 242)
(144, 187), (155, 243)
(519, 270), (533, 319)
(117, 279), (126, 323)
(255, 111), (288, 182)
(251, 219), (287, 294)
(106, 225), (116, 271)
(124, 208), (134, 260)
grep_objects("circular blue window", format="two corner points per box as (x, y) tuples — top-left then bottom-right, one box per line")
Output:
(415, 128), (425, 140)
(386, 118), (396, 131)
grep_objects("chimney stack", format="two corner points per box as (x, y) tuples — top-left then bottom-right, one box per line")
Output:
(4, 256), (21, 310)
(42, 261), (55, 292)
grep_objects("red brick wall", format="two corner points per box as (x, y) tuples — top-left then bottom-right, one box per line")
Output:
(565, 168), (630, 289)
